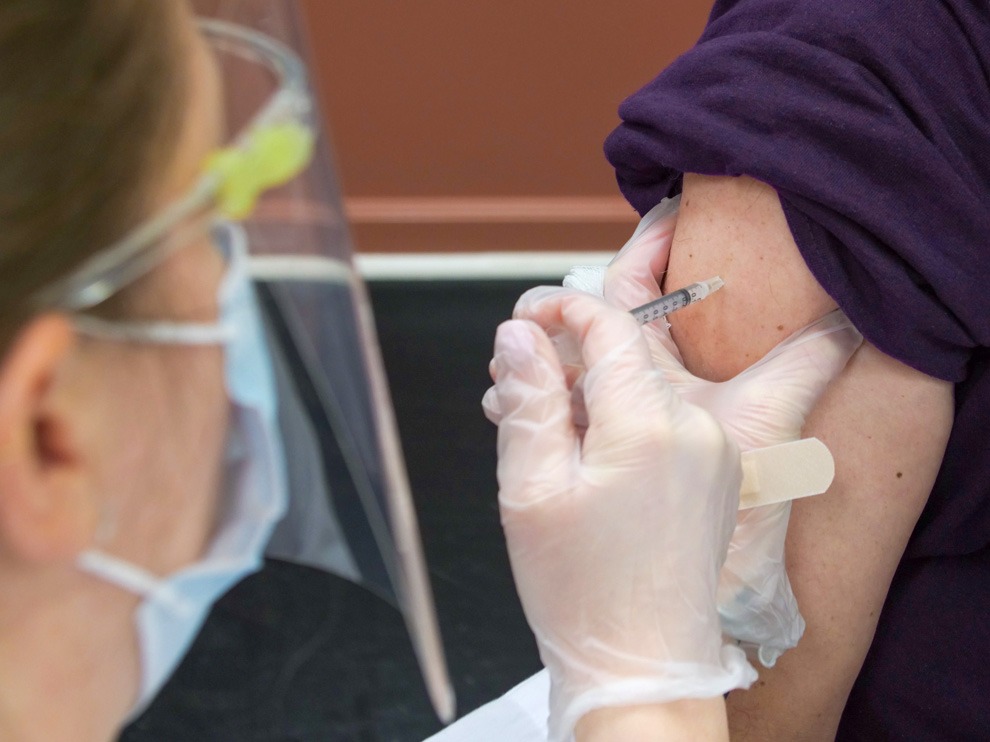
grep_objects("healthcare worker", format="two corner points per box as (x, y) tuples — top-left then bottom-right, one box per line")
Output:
(0, 1), (456, 739)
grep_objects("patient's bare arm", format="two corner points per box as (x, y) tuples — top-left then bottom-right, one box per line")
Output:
(666, 174), (953, 740)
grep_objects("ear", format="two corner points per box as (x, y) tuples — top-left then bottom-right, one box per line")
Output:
(0, 314), (98, 563)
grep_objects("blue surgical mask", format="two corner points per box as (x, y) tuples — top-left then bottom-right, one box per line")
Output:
(74, 221), (286, 719)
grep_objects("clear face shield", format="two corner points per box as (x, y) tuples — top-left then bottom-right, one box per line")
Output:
(35, 2), (453, 723)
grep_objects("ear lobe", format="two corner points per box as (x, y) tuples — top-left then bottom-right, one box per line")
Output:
(0, 314), (98, 563)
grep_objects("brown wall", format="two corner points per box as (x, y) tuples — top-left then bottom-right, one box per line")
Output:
(299, 1), (711, 252)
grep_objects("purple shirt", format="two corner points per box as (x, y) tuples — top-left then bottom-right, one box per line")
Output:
(603, 1), (990, 738)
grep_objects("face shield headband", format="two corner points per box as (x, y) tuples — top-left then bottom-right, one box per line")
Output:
(32, 19), (313, 313)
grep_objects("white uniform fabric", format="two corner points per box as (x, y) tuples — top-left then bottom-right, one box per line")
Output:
(426, 671), (552, 742)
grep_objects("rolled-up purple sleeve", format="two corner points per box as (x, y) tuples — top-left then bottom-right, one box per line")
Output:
(604, 0), (990, 382)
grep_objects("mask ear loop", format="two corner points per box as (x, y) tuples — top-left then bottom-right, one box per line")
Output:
(77, 551), (197, 617)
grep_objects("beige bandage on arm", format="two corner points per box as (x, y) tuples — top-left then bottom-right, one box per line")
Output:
(739, 438), (835, 510)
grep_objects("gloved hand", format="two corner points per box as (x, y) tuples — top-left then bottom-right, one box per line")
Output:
(492, 288), (756, 742)
(596, 197), (863, 666)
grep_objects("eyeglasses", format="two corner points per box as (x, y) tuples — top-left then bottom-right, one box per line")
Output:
(33, 19), (316, 313)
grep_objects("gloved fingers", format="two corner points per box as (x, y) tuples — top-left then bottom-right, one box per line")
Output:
(487, 329), (586, 388)
(717, 500), (804, 664)
(511, 284), (573, 320)
(719, 311), (863, 445)
(492, 319), (579, 507)
(485, 290), (599, 426)
(642, 322), (692, 383)
(514, 287), (680, 413)
(483, 374), (590, 431)
(722, 503), (790, 575)
(602, 197), (679, 311)
(485, 365), (583, 428)
(599, 202), (692, 377)
(561, 198), (689, 376)
(484, 287), (587, 421)
(754, 309), (863, 378)
(719, 575), (804, 669)
(530, 291), (715, 463)
(644, 312), (860, 424)
(481, 383), (502, 424)
(746, 310), (862, 380)
(547, 329), (589, 390)
(513, 286), (720, 460)
(516, 281), (691, 390)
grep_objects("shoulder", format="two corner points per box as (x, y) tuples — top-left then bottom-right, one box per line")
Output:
(664, 174), (835, 381)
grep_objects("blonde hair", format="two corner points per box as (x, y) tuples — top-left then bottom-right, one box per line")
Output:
(0, 0), (188, 347)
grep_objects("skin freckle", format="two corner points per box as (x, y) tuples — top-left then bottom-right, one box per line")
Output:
(777, 324), (784, 331)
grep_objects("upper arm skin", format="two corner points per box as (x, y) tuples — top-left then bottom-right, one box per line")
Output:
(666, 174), (954, 739)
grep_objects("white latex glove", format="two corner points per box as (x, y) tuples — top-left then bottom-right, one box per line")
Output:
(597, 198), (863, 666)
(492, 289), (756, 742)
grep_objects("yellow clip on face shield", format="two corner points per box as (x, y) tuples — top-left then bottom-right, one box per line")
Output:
(205, 122), (314, 220)
(33, 19), (316, 312)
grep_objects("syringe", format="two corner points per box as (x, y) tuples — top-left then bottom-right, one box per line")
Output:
(629, 276), (724, 325)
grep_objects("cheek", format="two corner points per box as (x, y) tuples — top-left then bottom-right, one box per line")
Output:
(164, 344), (229, 460)
(153, 345), (230, 565)
(95, 345), (230, 573)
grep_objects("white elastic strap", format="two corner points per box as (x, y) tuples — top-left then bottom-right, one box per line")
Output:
(738, 438), (835, 510)
(78, 551), (161, 598)
(74, 315), (234, 345)
(77, 551), (197, 617)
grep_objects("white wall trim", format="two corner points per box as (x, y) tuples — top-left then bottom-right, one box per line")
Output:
(355, 251), (614, 281)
